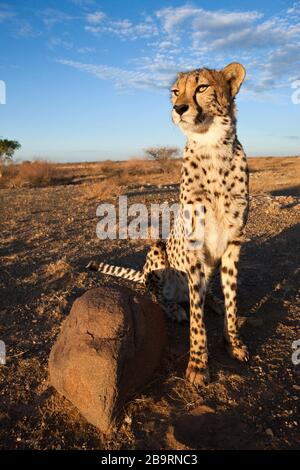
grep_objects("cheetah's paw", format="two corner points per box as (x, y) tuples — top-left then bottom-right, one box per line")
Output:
(225, 339), (249, 362)
(186, 362), (210, 388)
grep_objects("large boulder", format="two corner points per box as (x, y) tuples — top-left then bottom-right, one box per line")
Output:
(49, 285), (166, 433)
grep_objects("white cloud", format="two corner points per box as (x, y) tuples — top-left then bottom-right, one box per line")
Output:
(193, 9), (262, 30)
(156, 6), (262, 37)
(0, 4), (15, 22)
(0, 5), (38, 37)
(286, 1), (300, 16)
(16, 20), (38, 38)
(156, 6), (199, 34)
(84, 10), (158, 40)
(49, 37), (95, 55)
(49, 37), (74, 50)
(85, 25), (101, 34)
(57, 59), (173, 90)
(69, 0), (96, 6)
(196, 18), (299, 53)
(57, 3), (300, 97)
(158, 40), (174, 50)
(261, 44), (300, 86)
(77, 46), (95, 54)
(40, 8), (75, 29)
(86, 11), (105, 25)
(154, 4), (300, 95)
(112, 19), (158, 39)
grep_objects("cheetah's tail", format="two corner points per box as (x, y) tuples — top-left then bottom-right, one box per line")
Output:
(86, 260), (145, 284)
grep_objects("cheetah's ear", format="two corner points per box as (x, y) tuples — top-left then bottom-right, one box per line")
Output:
(223, 63), (246, 97)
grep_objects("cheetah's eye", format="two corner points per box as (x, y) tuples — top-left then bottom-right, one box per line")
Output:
(196, 84), (209, 93)
(171, 89), (179, 96)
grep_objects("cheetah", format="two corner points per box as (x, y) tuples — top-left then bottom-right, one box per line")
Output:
(87, 62), (250, 387)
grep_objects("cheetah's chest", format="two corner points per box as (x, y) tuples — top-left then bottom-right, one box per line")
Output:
(180, 154), (247, 260)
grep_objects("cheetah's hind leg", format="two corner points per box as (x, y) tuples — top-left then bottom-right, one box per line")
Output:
(145, 270), (188, 324)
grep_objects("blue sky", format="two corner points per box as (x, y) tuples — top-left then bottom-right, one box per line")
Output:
(0, 0), (300, 162)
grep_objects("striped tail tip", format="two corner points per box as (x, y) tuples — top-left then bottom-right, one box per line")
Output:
(86, 260), (100, 271)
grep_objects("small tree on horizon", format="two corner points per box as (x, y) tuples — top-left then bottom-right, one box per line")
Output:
(144, 146), (179, 162)
(0, 139), (21, 162)
(0, 139), (21, 177)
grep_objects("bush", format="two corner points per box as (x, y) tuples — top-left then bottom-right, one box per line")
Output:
(3, 160), (61, 187)
(144, 147), (179, 162)
(0, 139), (21, 170)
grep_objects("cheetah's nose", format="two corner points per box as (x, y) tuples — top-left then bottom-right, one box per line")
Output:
(173, 104), (189, 116)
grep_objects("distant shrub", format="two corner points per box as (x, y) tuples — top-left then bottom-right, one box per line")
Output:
(144, 147), (180, 173)
(144, 147), (179, 162)
(4, 160), (61, 188)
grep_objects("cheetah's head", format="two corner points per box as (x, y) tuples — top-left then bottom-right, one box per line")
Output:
(171, 63), (245, 136)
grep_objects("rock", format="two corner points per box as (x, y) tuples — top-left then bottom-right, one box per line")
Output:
(49, 286), (166, 433)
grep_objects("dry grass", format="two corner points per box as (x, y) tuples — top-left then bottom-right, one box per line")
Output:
(45, 259), (72, 279)
(83, 177), (123, 200)
(0, 157), (182, 191)
(2, 161), (62, 188)
(122, 158), (181, 178)
(81, 159), (181, 201)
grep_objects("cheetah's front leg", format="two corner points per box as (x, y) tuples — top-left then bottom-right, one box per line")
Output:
(186, 261), (210, 387)
(221, 241), (249, 362)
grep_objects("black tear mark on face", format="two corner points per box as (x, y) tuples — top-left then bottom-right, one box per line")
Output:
(193, 92), (203, 118)
(193, 89), (209, 124)
(194, 108), (205, 124)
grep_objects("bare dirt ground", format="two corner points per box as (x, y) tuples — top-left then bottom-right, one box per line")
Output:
(0, 156), (299, 450)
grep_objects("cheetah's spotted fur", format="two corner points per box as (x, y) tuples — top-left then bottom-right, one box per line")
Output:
(87, 62), (250, 388)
